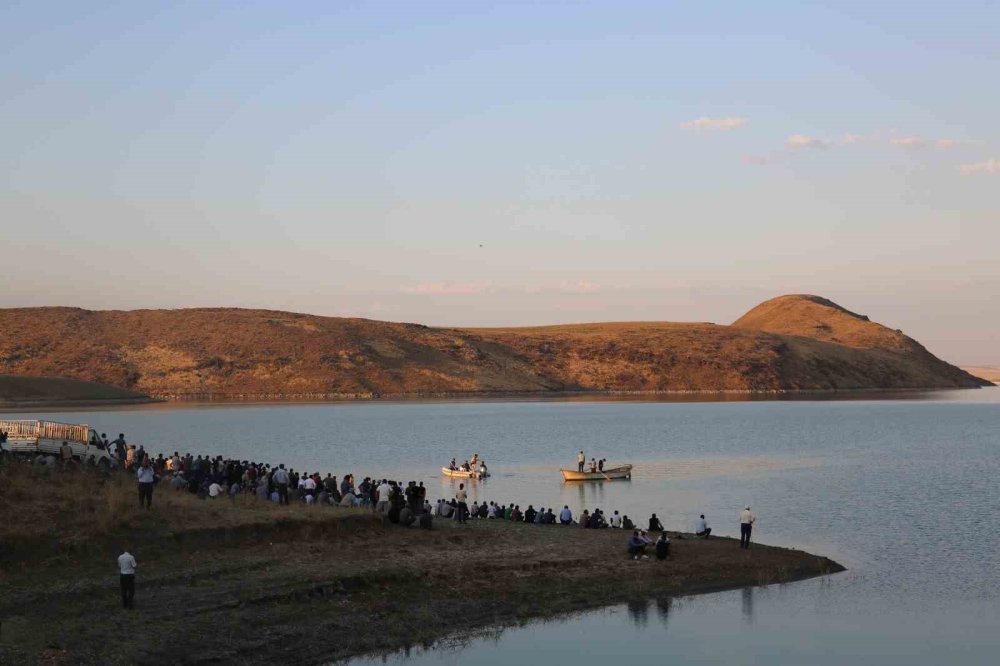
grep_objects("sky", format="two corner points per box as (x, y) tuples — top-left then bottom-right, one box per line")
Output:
(2, 1), (998, 364)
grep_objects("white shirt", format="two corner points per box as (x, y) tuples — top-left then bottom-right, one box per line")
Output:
(560, 507), (573, 522)
(272, 469), (289, 484)
(695, 517), (708, 532)
(302, 477), (316, 491)
(456, 489), (467, 502)
(740, 509), (755, 525)
(118, 552), (137, 574)
(208, 483), (222, 497)
(610, 514), (622, 528)
(376, 483), (391, 502)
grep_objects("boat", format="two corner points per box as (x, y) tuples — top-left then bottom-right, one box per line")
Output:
(559, 464), (632, 481)
(442, 467), (490, 480)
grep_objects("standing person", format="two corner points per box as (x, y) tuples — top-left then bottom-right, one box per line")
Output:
(455, 483), (469, 523)
(137, 458), (155, 509)
(739, 506), (756, 549)
(695, 514), (712, 538)
(118, 545), (137, 609)
(577, 450), (585, 473)
(272, 464), (290, 505)
(375, 479), (392, 515)
(59, 440), (73, 468)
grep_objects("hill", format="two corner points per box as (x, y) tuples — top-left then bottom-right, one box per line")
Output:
(0, 295), (988, 400)
(0, 374), (151, 406)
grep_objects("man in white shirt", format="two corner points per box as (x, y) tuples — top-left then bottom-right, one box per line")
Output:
(455, 483), (468, 523)
(577, 450), (585, 472)
(118, 546), (137, 609)
(695, 514), (712, 538)
(610, 511), (623, 528)
(208, 481), (222, 498)
(272, 465), (290, 505)
(137, 459), (156, 509)
(739, 506), (755, 549)
(375, 479), (392, 516)
(559, 505), (573, 525)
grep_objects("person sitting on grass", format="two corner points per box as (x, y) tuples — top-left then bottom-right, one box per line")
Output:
(559, 505), (573, 525)
(399, 505), (415, 527)
(648, 513), (664, 532)
(622, 515), (634, 530)
(419, 506), (433, 529)
(694, 514), (712, 538)
(655, 532), (671, 560)
(579, 509), (590, 528)
(628, 531), (646, 560)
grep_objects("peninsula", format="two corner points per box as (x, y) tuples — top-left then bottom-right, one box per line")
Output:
(0, 294), (989, 403)
(0, 467), (843, 665)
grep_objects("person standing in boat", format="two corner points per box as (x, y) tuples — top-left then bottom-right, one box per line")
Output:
(470, 453), (479, 469)
(577, 450), (585, 472)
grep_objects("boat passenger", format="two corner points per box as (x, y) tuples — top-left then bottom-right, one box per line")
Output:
(589, 458), (597, 473)
(577, 450), (586, 473)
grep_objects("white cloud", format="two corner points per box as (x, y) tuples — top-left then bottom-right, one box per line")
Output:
(959, 158), (1000, 175)
(786, 134), (828, 149)
(400, 281), (493, 295)
(934, 139), (968, 149)
(890, 136), (925, 148)
(680, 116), (748, 131)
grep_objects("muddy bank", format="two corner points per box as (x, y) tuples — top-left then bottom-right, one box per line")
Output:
(0, 507), (843, 665)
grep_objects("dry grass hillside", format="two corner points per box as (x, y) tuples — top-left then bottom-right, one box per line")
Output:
(0, 295), (988, 400)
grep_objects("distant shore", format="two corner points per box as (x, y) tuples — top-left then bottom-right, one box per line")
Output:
(1, 385), (992, 411)
(0, 467), (843, 665)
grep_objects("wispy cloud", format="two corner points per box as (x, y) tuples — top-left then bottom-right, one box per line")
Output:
(959, 158), (1000, 175)
(786, 134), (829, 149)
(400, 281), (493, 295)
(742, 154), (777, 166)
(934, 139), (969, 149)
(890, 136), (925, 148)
(841, 133), (867, 144)
(681, 116), (748, 131)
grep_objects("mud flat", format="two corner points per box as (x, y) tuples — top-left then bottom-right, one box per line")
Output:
(0, 468), (843, 665)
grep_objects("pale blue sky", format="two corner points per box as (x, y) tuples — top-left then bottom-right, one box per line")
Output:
(2, 1), (998, 363)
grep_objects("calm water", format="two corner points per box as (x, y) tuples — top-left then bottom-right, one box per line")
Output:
(5, 388), (1000, 664)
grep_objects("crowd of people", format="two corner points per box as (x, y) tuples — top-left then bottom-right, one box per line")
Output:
(6, 431), (756, 560)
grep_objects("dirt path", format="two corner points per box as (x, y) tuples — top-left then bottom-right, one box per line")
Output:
(0, 514), (843, 665)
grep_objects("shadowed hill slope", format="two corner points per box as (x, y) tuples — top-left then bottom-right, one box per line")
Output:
(0, 374), (151, 405)
(0, 296), (988, 400)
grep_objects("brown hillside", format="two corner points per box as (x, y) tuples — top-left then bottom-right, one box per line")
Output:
(0, 296), (988, 400)
(0, 374), (150, 406)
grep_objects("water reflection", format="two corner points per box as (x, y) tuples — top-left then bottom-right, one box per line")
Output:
(627, 599), (649, 628)
(742, 587), (754, 624)
(654, 597), (672, 629)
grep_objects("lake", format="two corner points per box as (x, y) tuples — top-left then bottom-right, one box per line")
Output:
(5, 387), (999, 664)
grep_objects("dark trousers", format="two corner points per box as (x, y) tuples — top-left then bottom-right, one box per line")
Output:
(740, 523), (752, 549)
(578, 462), (584, 472)
(457, 502), (468, 523)
(138, 482), (154, 508)
(696, 528), (712, 538)
(120, 574), (135, 608)
(276, 483), (289, 505)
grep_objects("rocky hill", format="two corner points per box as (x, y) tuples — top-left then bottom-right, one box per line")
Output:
(0, 296), (988, 400)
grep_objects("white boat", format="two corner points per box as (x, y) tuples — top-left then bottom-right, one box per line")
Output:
(442, 467), (490, 480)
(559, 464), (632, 481)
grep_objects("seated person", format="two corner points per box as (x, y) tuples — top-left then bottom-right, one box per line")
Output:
(655, 532), (671, 560)
(649, 513), (664, 532)
(559, 505), (573, 525)
(694, 514), (712, 538)
(627, 531), (646, 560)
(399, 505), (415, 527)
(419, 507), (433, 529)
(621, 515), (634, 530)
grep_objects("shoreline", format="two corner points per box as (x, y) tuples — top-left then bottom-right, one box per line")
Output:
(1, 384), (991, 411)
(0, 469), (844, 665)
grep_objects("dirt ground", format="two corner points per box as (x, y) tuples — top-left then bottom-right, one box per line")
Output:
(0, 496), (843, 665)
